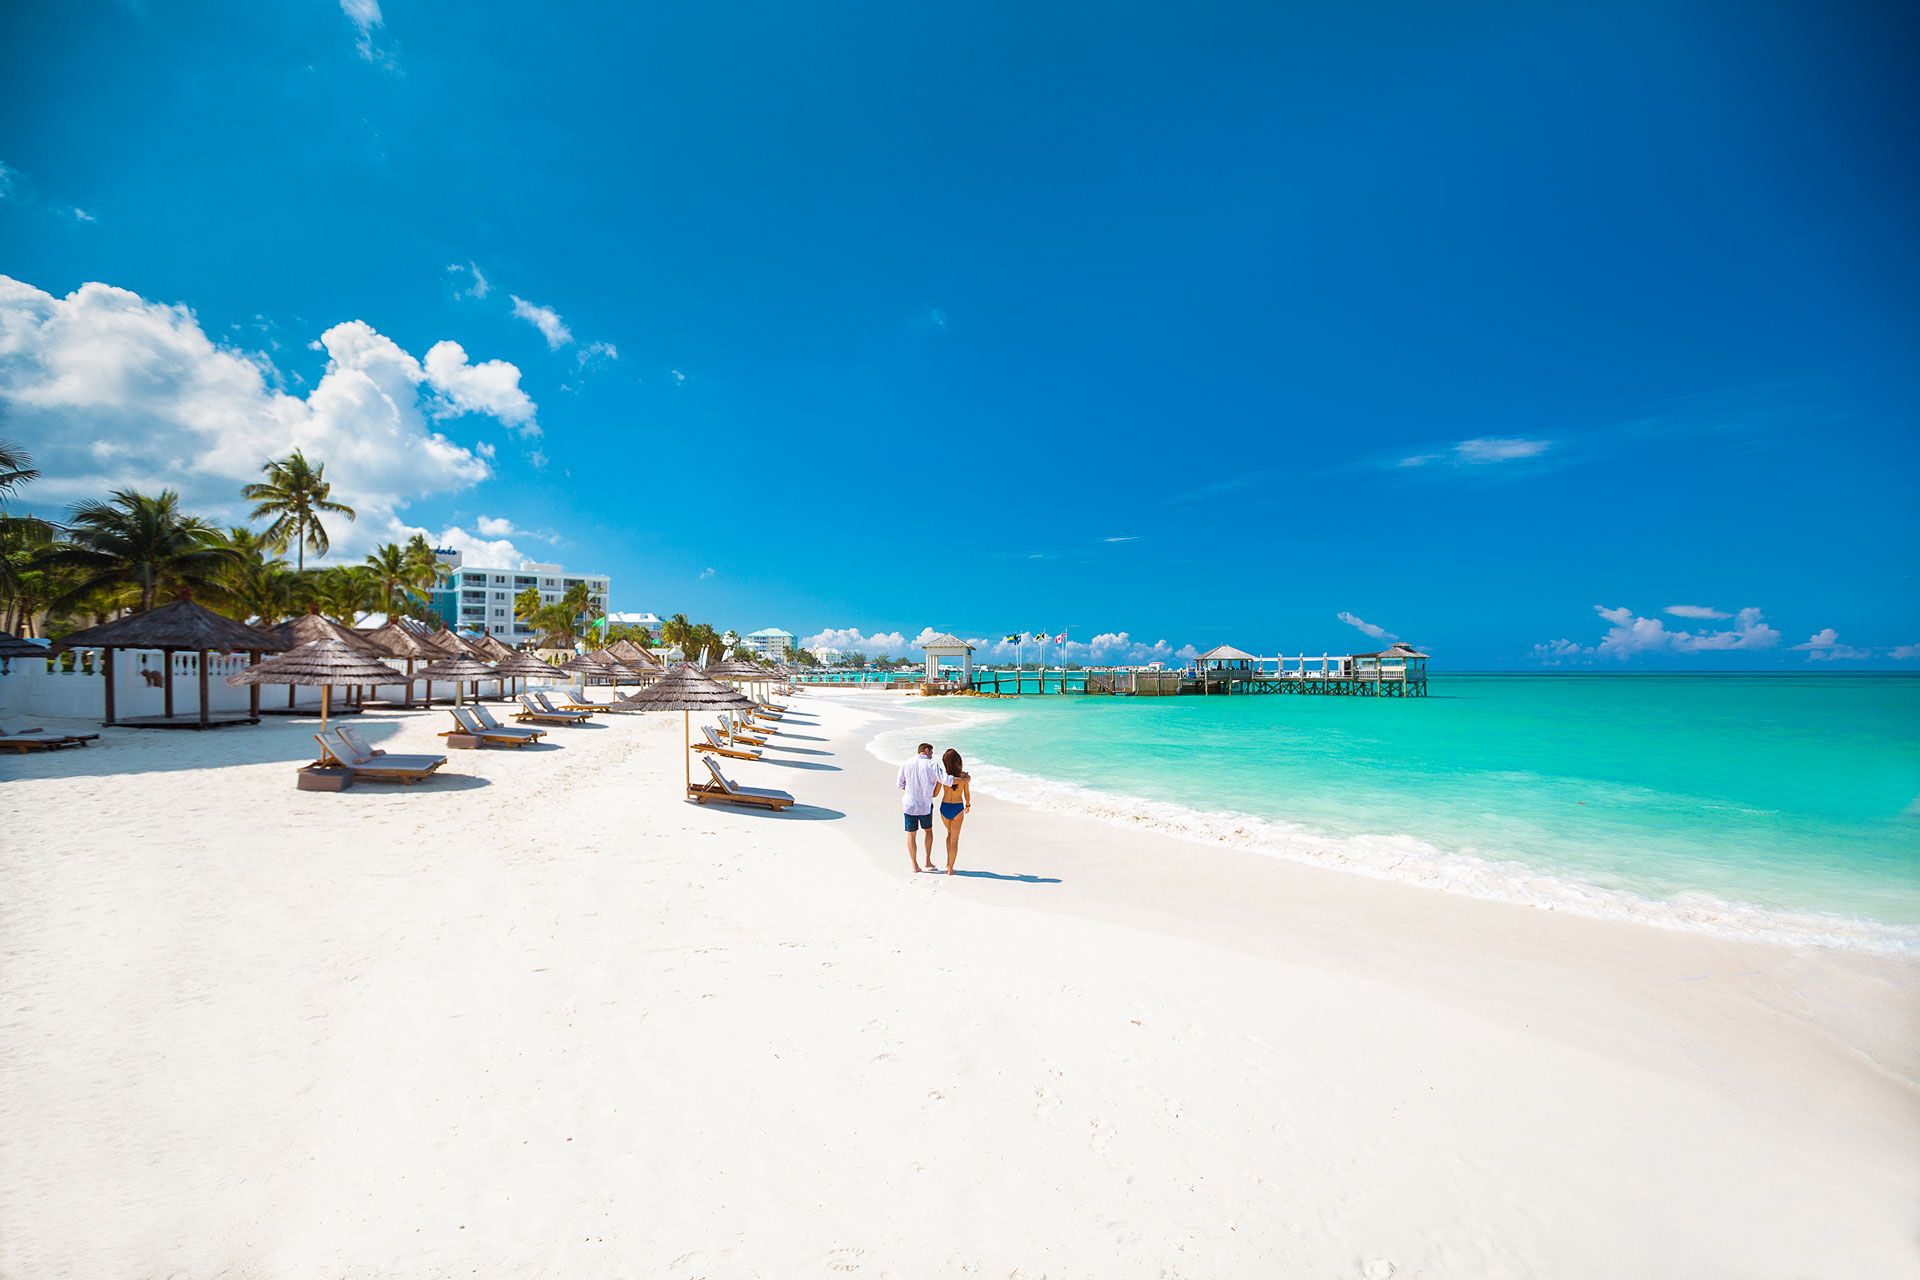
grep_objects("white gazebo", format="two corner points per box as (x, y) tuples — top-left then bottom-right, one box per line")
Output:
(918, 632), (974, 684)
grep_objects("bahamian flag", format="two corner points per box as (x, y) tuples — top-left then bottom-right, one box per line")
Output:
(1004, 633), (1022, 645)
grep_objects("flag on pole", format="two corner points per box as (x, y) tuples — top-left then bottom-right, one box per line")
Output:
(1054, 632), (1067, 644)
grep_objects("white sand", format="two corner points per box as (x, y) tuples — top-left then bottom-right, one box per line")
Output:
(1, 689), (1915, 1279)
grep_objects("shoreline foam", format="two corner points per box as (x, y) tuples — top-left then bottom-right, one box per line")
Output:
(866, 706), (1920, 957)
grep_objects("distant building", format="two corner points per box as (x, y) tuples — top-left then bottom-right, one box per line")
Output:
(743, 627), (796, 660)
(428, 551), (610, 644)
(605, 610), (662, 633)
(810, 645), (843, 665)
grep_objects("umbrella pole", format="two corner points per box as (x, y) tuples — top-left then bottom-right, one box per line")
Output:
(684, 709), (690, 795)
(321, 683), (331, 737)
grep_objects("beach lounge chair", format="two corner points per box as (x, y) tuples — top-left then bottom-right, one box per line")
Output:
(689, 755), (794, 811)
(515, 692), (589, 724)
(723, 715), (767, 746)
(546, 688), (603, 714)
(696, 724), (762, 761)
(0, 725), (95, 752)
(534, 691), (594, 719)
(442, 705), (540, 747)
(471, 704), (546, 740)
(314, 728), (447, 784)
(750, 704), (785, 721)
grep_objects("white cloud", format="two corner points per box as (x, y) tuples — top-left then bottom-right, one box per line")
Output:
(0, 275), (535, 560)
(1791, 628), (1873, 661)
(339, 0), (390, 64)
(471, 514), (554, 542)
(803, 627), (907, 655)
(1664, 604), (1730, 620)
(422, 340), (539, 435)
(697, 567), (716, 580)
(1102, 535), (1141, 543)
(575, 340), (618, 370)
(0, 161), (15, 201)
(396, 521), (529, 571)
(1399, 438), (1551, 469)
(1891, 644), (1920, 661)
(446, 261), (490, 300)
(1337, 611), (1396, 642)
(72, 207), (95, 224)
(1535, 604), (1781, 662)
(1455, 437), (1549, 463)
(526, 448), (549, 470)
(510, 295), (572, 350)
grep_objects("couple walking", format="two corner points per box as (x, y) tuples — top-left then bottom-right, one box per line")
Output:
(897, 742), (972, 874)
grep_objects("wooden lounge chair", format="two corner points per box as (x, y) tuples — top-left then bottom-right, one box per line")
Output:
(314, 729), (447, 784)
(0, 725), (94, 753)
(471, 704), (546, 740)
(688, 755), (794, 810)
(556, 687), (605, 712)
(722, 715), (767, 746)
(696, 725), (762, 761)
(534, 691), (594, 719)
(750, 705), (785, 721)
(442, 705), (539, 748)
(514, 693), (589, 724)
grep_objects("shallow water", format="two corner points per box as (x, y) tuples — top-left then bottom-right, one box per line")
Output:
(876, 675), (1920, 953)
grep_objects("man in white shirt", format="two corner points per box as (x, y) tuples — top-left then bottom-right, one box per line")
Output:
(897, 741), (953, 873)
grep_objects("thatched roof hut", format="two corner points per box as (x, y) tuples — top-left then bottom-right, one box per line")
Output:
(0, 629), (49, 661)
(415, 654), (500, 707)
(227, 637), (415, 732)
(470, 633), (518, 663)
(58, 596), (285, 727)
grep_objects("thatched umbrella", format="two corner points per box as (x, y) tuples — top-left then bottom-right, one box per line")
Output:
(706, 658), (781, 708)
(414, 654), (499, 707)
(430, 625), (482, 658)
(609, 663), (753, 793)
(558, 652), (611, 686)
(470, 633), (518, 663)
(227, 637), (409, 737)
(492, 649), (557, 696)
(58, 593), (285, 727)
(604, 638), (660, 669)
(360, 621), (441, 707)
(264, 607), (385, 710)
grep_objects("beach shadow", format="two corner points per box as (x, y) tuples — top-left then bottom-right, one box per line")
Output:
(701, 802), (846, 821)
(758, 759), (840, 771)
(951, 869), (1062, 884)
(764, 744), (832, 756)
(775, 732), (827, 741)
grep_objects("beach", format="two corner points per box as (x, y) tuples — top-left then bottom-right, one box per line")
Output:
(2, 688), (1916, 1278)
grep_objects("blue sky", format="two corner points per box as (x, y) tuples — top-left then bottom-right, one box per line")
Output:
(2, 1), (1916, 666)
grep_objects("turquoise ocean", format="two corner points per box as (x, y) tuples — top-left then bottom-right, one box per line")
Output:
(872, 675), (1920, 953)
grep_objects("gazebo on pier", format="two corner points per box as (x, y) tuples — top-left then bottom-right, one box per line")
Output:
(58, 595), (286, 728)
(917, 633), (974, 685)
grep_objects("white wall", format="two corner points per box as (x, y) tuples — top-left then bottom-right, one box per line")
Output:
(0, 650), (514, 723)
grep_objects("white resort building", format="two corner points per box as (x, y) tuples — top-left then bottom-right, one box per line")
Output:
(429, 551), (610, 643)
(743, 627), (796, 660)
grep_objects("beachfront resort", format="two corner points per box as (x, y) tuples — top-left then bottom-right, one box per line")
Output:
(5, 3), (1918, 1275)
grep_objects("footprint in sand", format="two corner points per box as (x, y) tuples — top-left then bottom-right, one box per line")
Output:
(823, 1244), (865, 1272)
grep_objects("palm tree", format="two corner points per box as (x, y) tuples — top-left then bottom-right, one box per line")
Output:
(403, 532), (442, 593)
(213, 526), (295, 623)
(42, 489), (235, 612)
(364, 542), (432, 616)
(0, 437), (40, 506)
(306, 565), (379, 624)
(241, 450), (355, 571)
(659, 612), (694, 657)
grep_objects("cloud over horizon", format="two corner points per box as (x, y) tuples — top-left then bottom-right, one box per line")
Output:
(0, 274), (536, 560)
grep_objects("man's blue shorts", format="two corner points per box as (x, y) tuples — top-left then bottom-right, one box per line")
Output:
(903, 811), (932, 831)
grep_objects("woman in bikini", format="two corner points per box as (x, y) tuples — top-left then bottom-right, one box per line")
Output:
(936, 748), (972, 874)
